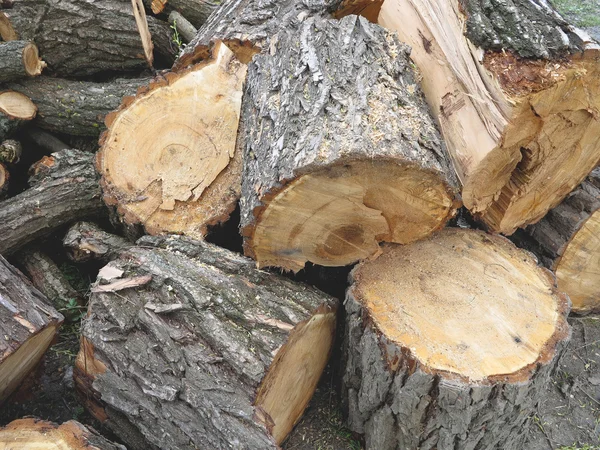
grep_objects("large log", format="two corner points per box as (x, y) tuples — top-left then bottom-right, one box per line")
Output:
(0, 90), (36, 141)
(240, 15), (459, 271)
(0, 418), (125, 449)
(96, 42), (246, 239)
(513, 168), (600, 314)
(0, 40), (45, 83)
(75, 235), (337, 449)
(0, 255), (63, 405)
(0, 149), (105, 255)
(340, 0), (600, 234)
(342, 228), (570, 449)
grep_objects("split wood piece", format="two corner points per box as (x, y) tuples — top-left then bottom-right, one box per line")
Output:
(240, 15), (458, 271)
(0, 255), (63, 405)
(0, 149), (105, 255)
(174, 0), (342, 69)
(0, 162), (8, 199)
(168, 10), (197, 43)
(0, 139), (22, 164)
(75, 235), (337, 449)
(514, 168), (600, 315)
(0, 90), (36, 142)
(97, 42), (246, 239)
(0, 418), (125, 449)
(342, 228), (570, 450)
(6, 77), (148, 137)
(0, 40), (45, 83)
(345, 0), (600, 234)
(63, 222), (131, 263)
(16, 248), (85, 322)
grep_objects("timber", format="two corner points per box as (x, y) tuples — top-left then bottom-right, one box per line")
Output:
(27, 127), (68, 154)
(342, 228), (570, 449)
(0, 255), (63, 405)
(0, 40), (45, 83)
(168, 10), (197, 43)
(75, 235), (337, 449)
(0, 162), (8, 199)
(97, 42), (246, 239)
(159, 0), (219, 28)
(0, 149), (105, 255)
(241, 15), (458, 271)
(63, 222), (131, 264)
(0, 90), (36, 141)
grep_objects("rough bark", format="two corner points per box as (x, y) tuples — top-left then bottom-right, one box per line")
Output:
(0, 149), (105, 255)
(342, 229), (571, 450)
(63, 222), (131, 263)
(0, 418), (125, 449)
(240, 15), (458, 271)
(75, 235), (337, 450)
(0, 255), (63, 404)
(0, 40), (45, 82)
(6, 77), (148, 137)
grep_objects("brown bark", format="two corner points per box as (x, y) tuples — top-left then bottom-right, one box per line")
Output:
(0, 162), (8, 199)
(0, 40), (45, 83)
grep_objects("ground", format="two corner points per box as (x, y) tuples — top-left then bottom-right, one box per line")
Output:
(552, 0), (600, 41)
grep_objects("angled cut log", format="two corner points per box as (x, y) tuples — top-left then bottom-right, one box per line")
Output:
(63, 222), (131, 263)
(340, 0), (600, 234)
(0, 90), (36, 141)
(0, 40), (45, 83)
(241, 15), (459, 271)
(97, 42), (246, 239)
(0, 149), (105, 255)
(75, 235), (337, 449)
(0, 418), (125, 449)
(342, 228), (570, 450)
(0, 255), (63, 405)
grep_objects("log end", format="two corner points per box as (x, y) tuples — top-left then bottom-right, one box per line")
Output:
(0, 90), (37, 120)
(0, 12), (17, 41)
(22, 42), (46, 77)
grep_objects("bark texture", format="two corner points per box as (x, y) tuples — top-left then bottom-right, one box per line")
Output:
(6, 77), (148, 137)
(0, 40), (45, 82)
(76, 235), (337, 449)
(63, 222), (131, 263)
(0, 149), (105, 255)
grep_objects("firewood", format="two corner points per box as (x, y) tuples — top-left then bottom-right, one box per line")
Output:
(0, 90), (36, 141)
(0, 255), (63, 405)
(0, 149), (105, 255)
(0, 418), (125, 449)
(341, 0), (600, 234)
(96, 42), (246, 239)
(514, 168), (600, 315)
(241, 15), (458, 271)
(6, 77), (148, 137)
(0, 138), (22, 164)
(158, 0), (219, 28)
(168, 10), (197, 43)
(26, 127), (68, 154)
(0, 40), (45, 83)
(342, 228), (570, 449)
(75, 235), (337, 449)
(0, 162), (8, 199)
(63, 222), (131, 263)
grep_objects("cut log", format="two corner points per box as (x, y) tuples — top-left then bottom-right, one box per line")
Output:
(0, 138), (22, 164)
(97, 42), (246, 239)
(342, 228), (570, 450)
(16, 248), (85, 322)
(0, 149), (105, 255)
(240, 15), (458, 271)
(0, 418), (125, 449)
(75, 235), (337, 449)
(0, 162), (8, 199)
(341, 0), (600, 234)
(0, 255), (63, 405)
(513, 168), (600, 314)
(6, 77), (148, 137)
(0, 40), (45, 83)
(0, 90), (36, 141)
(63, 222), (131, 264)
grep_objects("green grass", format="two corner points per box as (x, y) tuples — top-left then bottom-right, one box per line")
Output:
(552, 0), (600, 27)
(557, 445), (600, 450)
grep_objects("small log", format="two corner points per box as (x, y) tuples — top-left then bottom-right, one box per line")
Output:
(0, 418), (125, 449)
(160, 0), (219, 28)
(6, 77), (148, 137)
(0, 90), (36, 141)
(75, 235), (337, 449)
(514, 168), (600, 314)
(0, 255), (63, 405)
(241, 15), (458, 271)
(0, 149), (105, 255)
(97, 42), (246, 239)
(342, 228), (570, 450)
(26, 127), (68, 154)
(345, 0), (600, 234)
(63, 222), (131, 263)
(0, 138), (22, 164)
(0, 40), (45, 83)
(168, 10), (197, 43)
(0, 162), (9, 199)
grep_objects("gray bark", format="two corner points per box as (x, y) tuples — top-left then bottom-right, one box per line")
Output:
(0, 41), (41, 83)
(165, 0), (220, 28)
(0, 149), (106, 255)
(168, 10), (197, 43)
(76, 235), (337, 450)
(0, 112), (27, 142)
(26, 127), (69, 154)
(63, 222), (131, 263)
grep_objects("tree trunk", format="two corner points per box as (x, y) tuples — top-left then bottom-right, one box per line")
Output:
(6, 77), (148, 137)
(349, 0), (600, 234)
(63, 222), (131, 264)
(0, 255), (63, 405)
(97, 42), (246, 239)
(0, 90), (36, 141)
(240, 15), (458, 272)
(0, 162), (8, 199)
(75, 235), (337, 450)
(0, 149), (105, 255)
(513, 168), (600, 314)
(342, 228), (570, 450)
(0, 418), (125, 449)
(0, 40), (45, 82)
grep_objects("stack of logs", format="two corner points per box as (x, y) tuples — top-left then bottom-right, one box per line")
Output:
(0, 0), (598, 448)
